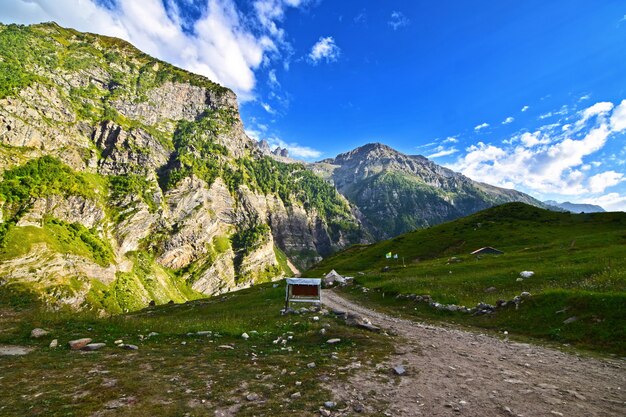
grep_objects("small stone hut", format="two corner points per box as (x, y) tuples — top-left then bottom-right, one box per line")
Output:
(470, 247), (504, 255)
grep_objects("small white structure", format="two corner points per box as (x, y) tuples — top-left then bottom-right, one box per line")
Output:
(324, 269), (345, 286)
(285, 278), (321, 309)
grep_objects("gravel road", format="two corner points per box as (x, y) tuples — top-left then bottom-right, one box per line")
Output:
(322, 289), (625, 417)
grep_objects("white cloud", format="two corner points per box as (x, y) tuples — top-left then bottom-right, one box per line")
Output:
(245, 128), (263, 141)
(450, 100), (626, 196)
(353, 10), (366, 24)
(521, 105), (530, 112)
(610, 99), (626, 132)
(581, 193), (626, 212)
(261, 102), (277, 114)
(579, 101), (614, 125)
(0, 0), (309, 100)
(502, 116), (514, 125)
(308, 36), (341, 64)
(579, 94), (591, 101)
(474, 122), (489, 131)
(388, 11), (409, 30)
(538, 105), (568, 121)
(519, 131), (551, 147)
(267, 137), (322, 159)
(267, 69), (280, 89)
(443, 136), (458, 144)
(427, 146), (458, 159)
(415, 141), (438, 149)
(588, 171), (625, 193)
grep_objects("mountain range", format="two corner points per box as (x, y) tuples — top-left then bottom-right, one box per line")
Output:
(311, 142), (543, 239)
(0, 22), (546, 312)
(543, 200), (605, 213)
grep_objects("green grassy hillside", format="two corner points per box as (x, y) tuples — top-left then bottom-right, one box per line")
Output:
(0, 282), (391, 416)
(307, 203), (626, 354)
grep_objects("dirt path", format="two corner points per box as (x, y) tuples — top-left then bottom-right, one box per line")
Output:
(322, 290), (626, 417)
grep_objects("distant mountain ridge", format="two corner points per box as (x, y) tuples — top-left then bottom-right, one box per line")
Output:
(544, 200), (605, 213)
(310, 143), (545, 239)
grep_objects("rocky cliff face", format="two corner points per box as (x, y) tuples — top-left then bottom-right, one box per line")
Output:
(0, 22), (362, 312)
(312, 143), (545, 239)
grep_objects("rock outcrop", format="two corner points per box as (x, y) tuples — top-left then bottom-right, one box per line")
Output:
(0, 22), (362, 312)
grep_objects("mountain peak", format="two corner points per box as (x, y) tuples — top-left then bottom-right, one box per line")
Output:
(337, 142), (398, 159)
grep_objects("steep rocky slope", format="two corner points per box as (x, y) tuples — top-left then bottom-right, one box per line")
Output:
(312, 143), (544, 239)
(0, 22), (363, 312)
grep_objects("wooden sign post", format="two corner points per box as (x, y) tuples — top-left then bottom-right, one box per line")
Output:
(284, 278), (322, 309)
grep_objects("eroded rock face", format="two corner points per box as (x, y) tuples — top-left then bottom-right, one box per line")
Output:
(16, 195), (105, 229)
(158, 177), (236, 270)
(0, 84), (93, 171)
(0, 22), (362, 312)
(94, 122), (171, 175)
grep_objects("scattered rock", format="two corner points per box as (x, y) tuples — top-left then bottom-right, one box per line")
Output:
(566, 389), (586, 401)
(393, 365), (406, 376)
(69, 338), (92, 350)
(147, 332), (159, 338)
(324, 401), (336, 408)
(246, 393), (259, 401)
(241, 332), (250, 340)
(219, 345), (234, 350)
(114, 339), (123, 345)
(307, 362), (316, 368)
(82, 343), (106, 351)
(196, 331), (212, 336)
(49, 339), (58, 348)
(312, 316), (320, 321)
(563, 316), (578, 325)
(485, 287), (497, 293)
(101, 378), (117, 388)
(104, 396), (136, 409)
(320, 328), (327, 335)
(519, 271), (534, 278)
(520, 292), (532, 299)
(326, 338), (341, 344)
(121, 344), (138, 350)
(291, 392), (302, 399)
(357, 322), (381, 332)
(353, 404), (364, 413)
(319, 408), (331, 416)
(504, 379), (525, 385)
(30, 328), (50, 338)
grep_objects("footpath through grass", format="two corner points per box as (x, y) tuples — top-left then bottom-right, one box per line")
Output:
(0, 282), (392, 416)
(307, 203), (626, 356)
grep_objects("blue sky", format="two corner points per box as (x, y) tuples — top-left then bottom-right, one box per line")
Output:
(1, 0), (626, 210)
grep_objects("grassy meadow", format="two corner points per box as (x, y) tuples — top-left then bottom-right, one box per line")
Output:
(0, 283), (392, 416)
(307, 203), (626, 355)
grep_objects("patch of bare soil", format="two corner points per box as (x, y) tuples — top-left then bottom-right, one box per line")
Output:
(322, 290), (625, 417)
(0, 345), (34, 356)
